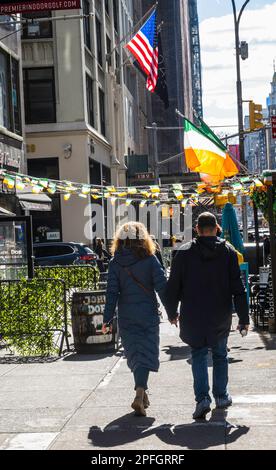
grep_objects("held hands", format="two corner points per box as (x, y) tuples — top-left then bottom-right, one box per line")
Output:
(237, 324), (250, 336)
(169, 316), (179, 327)
(102, 323), (113, 334)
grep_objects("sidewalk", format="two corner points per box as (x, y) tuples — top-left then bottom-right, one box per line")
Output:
(0, 315), (276, 450)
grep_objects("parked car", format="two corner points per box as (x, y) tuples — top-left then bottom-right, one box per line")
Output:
(33, 242), (98, 266)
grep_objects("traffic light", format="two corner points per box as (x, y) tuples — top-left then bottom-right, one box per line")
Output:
(249, 101), (264, 131)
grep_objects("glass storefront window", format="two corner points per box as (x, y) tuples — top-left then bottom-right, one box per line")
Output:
(0, 220), (28, 280)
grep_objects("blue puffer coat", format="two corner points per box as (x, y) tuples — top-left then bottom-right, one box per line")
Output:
(104, 248), (167, 372)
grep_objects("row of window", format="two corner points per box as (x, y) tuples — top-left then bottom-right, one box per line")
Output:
(21, 5), (119, 69)
(23, 66), (106, 137)
(0, 59), (106, 136)
(83, 0), (119, 67)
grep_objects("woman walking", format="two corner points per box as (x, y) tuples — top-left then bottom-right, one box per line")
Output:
(103, 222), (167, 416)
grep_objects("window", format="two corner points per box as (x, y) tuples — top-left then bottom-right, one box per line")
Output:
(102, 164), (111, 185)
(34, 245), (74, 257)
(0, 49), (21, 135)
(86, 74), (94, 127)
(11, 59), (21, 134)
(96, 18), (102, 67)
(24, 68), (56, 124)
(83, 0), (91, 50)
(113, 0), (118, 33)
(106, 35), (111, 67)
(21, 12), (52, 39)
(27, 157), (62, 243)
(0, 50), (11, 130)
(99, 88), (106, 136)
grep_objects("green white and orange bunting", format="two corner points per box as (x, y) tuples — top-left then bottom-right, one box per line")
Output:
(0, 168), (266, 207)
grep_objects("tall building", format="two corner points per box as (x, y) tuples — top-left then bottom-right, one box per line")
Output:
(188, 0), (203, 118)
(22, 1), (149, 244)
(244, 69), (276, 173)
(244, 115), (266, 174)
(265, 70), (276, 169)
(141, 0), (197, 176)
(0, 15), (24, 215)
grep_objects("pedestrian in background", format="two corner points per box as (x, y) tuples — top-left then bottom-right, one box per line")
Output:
(165, 212), (249, 420)
(103, 222), (167, 417)
(150, 235), (165, 269)
(95, 238), (111, 272)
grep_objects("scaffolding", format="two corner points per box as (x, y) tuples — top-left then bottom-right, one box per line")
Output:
(188, 0), (203, 118)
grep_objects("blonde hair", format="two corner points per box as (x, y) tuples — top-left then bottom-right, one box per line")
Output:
(111, 222), (156, 258)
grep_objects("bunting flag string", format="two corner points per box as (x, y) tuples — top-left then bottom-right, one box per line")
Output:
(0, 168), (268, 207)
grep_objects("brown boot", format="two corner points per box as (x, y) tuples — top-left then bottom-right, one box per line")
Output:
(143, 391), (150, 409)
(131, 387), (146, 416)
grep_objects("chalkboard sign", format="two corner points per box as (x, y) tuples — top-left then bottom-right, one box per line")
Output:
(71, 291), (118, 353)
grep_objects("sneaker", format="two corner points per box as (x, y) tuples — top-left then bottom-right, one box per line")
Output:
(192, 398), (211, 420)
(215, 395), (232, 409)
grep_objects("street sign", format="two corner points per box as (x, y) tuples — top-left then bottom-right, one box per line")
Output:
(0, 1), (81, 14)
(135, 172), (154, 181)
(271, 117), (276, 139)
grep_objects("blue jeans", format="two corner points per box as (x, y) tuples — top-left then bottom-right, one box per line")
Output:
(191, 337), (229, 403)
(133, 367), (150, 390)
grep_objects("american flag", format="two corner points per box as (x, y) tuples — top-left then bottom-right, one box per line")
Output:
(126, 9), (158, 92)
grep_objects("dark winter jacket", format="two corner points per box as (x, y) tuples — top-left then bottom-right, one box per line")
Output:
(104, 248), (167, 372)
(165, 236), (249, 348)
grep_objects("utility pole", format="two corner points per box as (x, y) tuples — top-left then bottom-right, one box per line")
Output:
(231, 0), (250, 243)
(152, 123), (159, 185)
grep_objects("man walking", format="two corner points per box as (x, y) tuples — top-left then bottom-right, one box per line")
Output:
(165, 212), (249, 419)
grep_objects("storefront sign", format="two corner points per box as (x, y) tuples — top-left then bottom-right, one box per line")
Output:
(135, 172), (155, 181)
(271, 117), (276, 139)
(46, 231), (60, 240)
(0, 1), (81, 14)
(72, 291), (114, 350)
(0, 142), (21, 170)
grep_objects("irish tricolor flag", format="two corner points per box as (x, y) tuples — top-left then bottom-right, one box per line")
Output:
(184, 119), (239, 182)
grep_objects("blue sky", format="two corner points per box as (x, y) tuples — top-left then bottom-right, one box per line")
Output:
(197, 0), (276, 21)
(197, 0), (276, 135)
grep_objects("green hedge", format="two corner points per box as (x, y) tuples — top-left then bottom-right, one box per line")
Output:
(35, 265), (100, 291)
(0, 278), (67, 356)
(0, 265), (100, 356)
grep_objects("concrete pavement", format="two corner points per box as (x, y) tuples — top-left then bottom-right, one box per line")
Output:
(0, 314), (276, 450)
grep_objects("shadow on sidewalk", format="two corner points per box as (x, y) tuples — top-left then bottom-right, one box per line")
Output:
(259, 331), (276, 350)
(63, 351), (123, 362)
(88, 410), (250, 450)
(162, 345), (191, 361)
(88, 415), (156, 447)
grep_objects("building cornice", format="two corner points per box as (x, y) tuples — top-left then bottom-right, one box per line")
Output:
(25, 122), (112, 150)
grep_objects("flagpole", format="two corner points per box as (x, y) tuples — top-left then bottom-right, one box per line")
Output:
(106, 2), (158, 61)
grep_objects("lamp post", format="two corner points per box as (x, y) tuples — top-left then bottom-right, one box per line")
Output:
(231, 0), (250, 243)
